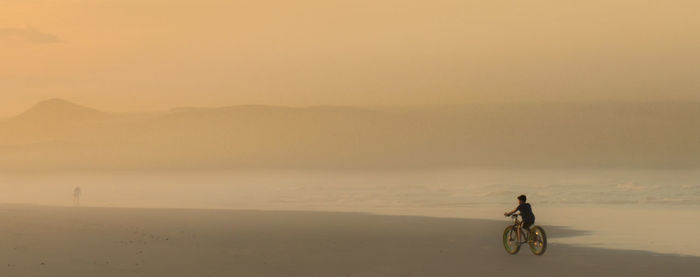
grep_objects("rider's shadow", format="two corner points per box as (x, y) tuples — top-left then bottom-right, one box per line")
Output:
(541, 225), (592, 239)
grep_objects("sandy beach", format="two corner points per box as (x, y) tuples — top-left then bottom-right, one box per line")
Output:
(1, 204), (698, 277)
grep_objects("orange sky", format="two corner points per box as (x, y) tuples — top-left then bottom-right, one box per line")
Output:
(2, 0), (699, 116)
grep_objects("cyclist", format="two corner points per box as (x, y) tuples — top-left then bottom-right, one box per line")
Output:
(504, 194), (535, 236)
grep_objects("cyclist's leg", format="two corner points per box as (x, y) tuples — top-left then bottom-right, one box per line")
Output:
(517, 222), (526, 241)
(521, 221), (534, 241)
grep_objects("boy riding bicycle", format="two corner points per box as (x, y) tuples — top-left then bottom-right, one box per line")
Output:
(504, 195), (535, 237)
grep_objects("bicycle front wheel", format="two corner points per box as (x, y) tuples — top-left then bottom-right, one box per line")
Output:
(528, 226), (547, 255)
(502, 226), (520, 254)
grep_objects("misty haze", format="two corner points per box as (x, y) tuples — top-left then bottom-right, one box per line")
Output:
(3, 99), (700, 169)
(2, 1), (700, 277)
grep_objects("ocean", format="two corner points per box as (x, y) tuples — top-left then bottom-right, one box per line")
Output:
(2, 168), (699, 256)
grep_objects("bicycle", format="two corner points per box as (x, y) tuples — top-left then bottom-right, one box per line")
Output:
(502, 214), (547, 255)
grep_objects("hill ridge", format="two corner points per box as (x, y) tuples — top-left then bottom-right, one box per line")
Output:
(13, 98), (111, 122)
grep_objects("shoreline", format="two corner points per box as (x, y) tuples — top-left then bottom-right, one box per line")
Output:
(1, 204), (699, 276)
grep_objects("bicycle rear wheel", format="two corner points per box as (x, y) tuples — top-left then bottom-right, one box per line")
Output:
(502, 226), (520, 254)
(528, 226), (547, 255)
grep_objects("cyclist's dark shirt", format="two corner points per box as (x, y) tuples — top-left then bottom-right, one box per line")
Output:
(517, 203), (535, 223)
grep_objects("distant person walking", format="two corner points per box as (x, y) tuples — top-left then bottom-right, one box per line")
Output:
(73, 186), (82, 206)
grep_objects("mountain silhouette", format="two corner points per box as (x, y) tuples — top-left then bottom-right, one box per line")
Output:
(1, 100), (700, 170)
(12, 98), (111, 123)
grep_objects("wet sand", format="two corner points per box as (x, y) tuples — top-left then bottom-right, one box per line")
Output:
(1, 204), (698, 277)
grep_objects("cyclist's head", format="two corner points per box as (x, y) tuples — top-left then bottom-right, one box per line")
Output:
(517, 194), (527, 203)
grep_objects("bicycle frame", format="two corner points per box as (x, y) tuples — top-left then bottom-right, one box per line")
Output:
(510, 214), (528, 244)
(503, 213), (547, 255)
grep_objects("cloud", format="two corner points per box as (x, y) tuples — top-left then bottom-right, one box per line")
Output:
(0, 26), (61, 44)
